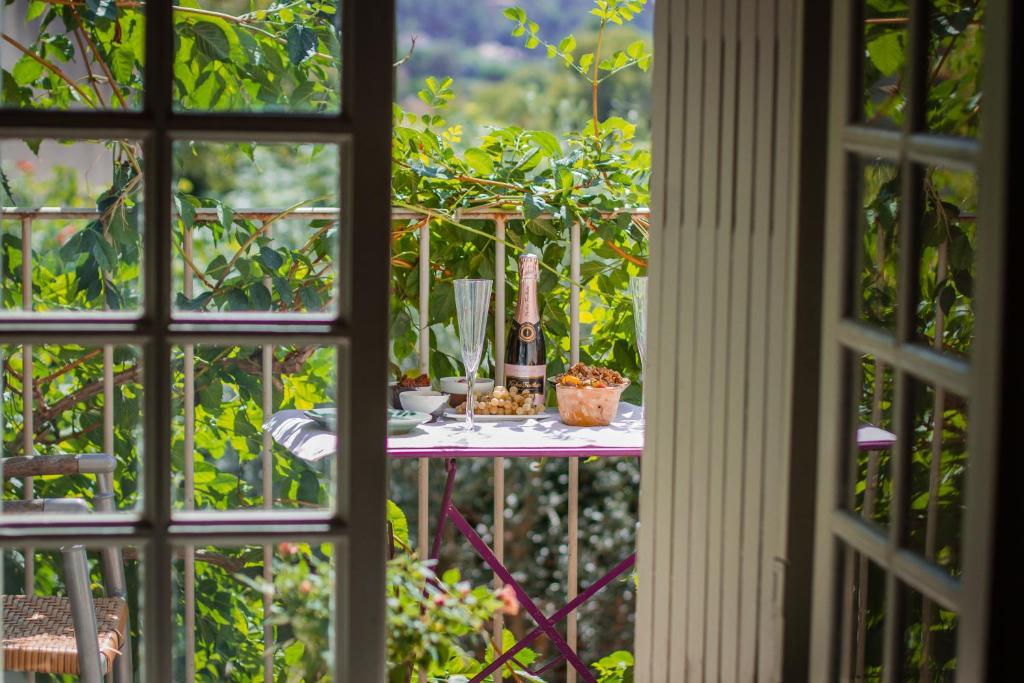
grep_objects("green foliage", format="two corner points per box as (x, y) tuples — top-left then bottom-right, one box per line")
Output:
(592, 650), (635, 683)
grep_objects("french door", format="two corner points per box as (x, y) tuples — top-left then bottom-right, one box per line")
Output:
(0, 2), (394, 681)
(810, 0), (1012, 680)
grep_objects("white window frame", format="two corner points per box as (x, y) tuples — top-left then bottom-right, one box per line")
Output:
(0, 3), (395, 681)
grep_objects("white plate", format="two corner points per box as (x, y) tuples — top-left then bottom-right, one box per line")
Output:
(445, 409), (555, 422)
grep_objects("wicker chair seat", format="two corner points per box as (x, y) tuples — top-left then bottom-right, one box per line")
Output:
(2, 594), (128, 675)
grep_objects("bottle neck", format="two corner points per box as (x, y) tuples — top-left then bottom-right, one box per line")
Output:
(514, 276), (539, 324)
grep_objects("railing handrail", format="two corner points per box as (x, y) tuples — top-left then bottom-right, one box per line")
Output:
(2, 206), (651, 220)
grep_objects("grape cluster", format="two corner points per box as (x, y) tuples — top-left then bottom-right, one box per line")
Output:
(455, 385), (545, 416)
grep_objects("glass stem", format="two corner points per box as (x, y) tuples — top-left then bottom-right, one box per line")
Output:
(466, 370), (476, 431)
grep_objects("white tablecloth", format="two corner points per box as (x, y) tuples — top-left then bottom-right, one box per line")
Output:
(264, 403), (645, 463)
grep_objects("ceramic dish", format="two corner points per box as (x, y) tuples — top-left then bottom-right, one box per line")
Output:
(303, 408), (431, 435)
(399, 390), (450, 419)
(386, 409), (432, 435)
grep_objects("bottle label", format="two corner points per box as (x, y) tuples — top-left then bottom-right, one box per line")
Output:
(504, 363), (546, 406)
(517, 322), (538, 343)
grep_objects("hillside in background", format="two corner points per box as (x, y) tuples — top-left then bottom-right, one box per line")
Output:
(396, 0), (654, 144)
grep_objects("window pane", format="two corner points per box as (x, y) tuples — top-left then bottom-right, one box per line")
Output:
(900, 581), (958, 682)
(916, 166), (976, 356)
(839, 548), (888, 683)
(846, 353), (895, 528)
(172, 1), (341, 114)
(854, 157), (901, 331)
(2, 139), (144, 314)
(926, 0), (984, 137)
(171, 141), (340, 316)
(172, 542), (335, 681)
(0, 3), (144, 111)
(171, 343), (337, 514)
(2, 343), (143, 515)
(906, 378), (967, 578)
(861, 1), (908, 128)
(2, 543), (144, 680)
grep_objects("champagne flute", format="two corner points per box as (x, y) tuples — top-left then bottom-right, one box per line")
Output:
(630, 276), (648, 418)
(454, 279), (492, 430)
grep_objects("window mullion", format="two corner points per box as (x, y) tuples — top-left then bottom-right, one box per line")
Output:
(142, 0), (174, 679)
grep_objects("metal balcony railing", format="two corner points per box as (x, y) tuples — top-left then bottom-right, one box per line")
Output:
(3, 205), (650, 682)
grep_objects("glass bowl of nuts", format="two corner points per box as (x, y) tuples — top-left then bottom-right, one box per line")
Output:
(551, 363), (630, 427)
(453, 384), (547, 418)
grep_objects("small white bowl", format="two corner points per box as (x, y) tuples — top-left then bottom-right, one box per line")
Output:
(399, 390), (450, 418)
(440, 377), (495, 406)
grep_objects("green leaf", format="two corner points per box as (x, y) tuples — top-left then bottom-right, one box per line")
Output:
(559, 35), (577, 53)
(463, 148), (494, 175)
(867, 32), (905, 76)
(273, 276), (294, 304)
(198, 378), (223, 414)
(627, 40), (646, 59)
(217, 202), (234, 230)
(111, 46), (135, 85)
(226, 288), (249, 310)
(259, 247), (284, 272)
(579, 53), (594, 73)
(174, 193), (197, 227)
(387, 500), (409, 546)
(522, 194), (553, 221)
(299, 286), (323, 311)
(12, 56), (44, 87)
(528, 130), (561, 157)
(285, 25), (318, 65)
(26, 1), (48, 21)
(247, 283), (272, 310)
(525, 36), (540, 49)
(191, 20), (230, 62)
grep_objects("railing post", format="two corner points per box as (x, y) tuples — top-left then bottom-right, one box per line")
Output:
(182, 225), (197, 683)
(493, 217), (507, 651)
(417, 218), (431, 683)
(418, 219), (431, 565)
(568, 220), (582, 683)
(919, 241), (949, 683)
(20, 218), (35, 670)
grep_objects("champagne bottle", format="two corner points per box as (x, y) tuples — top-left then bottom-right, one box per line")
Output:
(505, 254), (547, 406)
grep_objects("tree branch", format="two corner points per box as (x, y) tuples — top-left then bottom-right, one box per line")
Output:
(1, 33), (96, 106)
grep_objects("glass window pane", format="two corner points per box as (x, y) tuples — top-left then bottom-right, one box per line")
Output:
(861, 1), (908, 128)
(1, 3), (144, 111)
(926, 0), (984, 137)
(172, 1), (341, 114)
(171, 343), (337, 514)
(839, 548), (888, 683)
(171, 141), (340, 317)
(2, 343), (143, 515)
(846, 353), (896, 528)
(854, 157), (901, 331)
(2, 139), (144, 314)
(2, 543), (144, 680)
(916, 166), (976, 356)
(900, 581), (958, 682)
(173, 542), (335, 681)
(906, 378), (967, 578)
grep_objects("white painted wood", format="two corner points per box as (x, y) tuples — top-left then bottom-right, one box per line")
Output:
(635, 0), (802, 680)
(633, 0), (674, 675)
